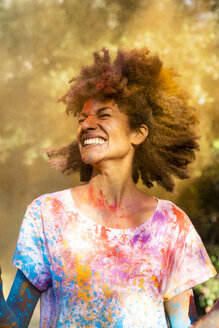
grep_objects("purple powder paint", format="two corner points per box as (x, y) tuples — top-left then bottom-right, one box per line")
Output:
(131, 231), (151, 246)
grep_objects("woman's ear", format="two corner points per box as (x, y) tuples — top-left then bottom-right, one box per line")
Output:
(131, 124), (148, 146)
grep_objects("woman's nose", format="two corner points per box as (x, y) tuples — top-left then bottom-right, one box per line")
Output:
(81, 116), (97, 130)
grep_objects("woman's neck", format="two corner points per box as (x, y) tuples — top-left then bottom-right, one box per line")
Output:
(87, 165), (139, 211)
(71, 163), (156, 228)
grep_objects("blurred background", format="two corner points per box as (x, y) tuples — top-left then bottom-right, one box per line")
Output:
(0, 0), (218, 326)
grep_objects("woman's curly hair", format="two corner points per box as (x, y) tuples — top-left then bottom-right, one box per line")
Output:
(46, 47), (199, 192)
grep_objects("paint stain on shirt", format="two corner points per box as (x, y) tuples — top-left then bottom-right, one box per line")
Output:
(12, 188), (216, 328)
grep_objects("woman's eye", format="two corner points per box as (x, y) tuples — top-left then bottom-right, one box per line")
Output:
(78, 114), (110, 123)
(99, 114), (110, 119)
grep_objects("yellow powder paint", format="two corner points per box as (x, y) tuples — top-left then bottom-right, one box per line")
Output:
(77, 287), (90, 302)
(84, 312), (96, 321)
(50, 315), (56, 328)
(151, 275), (159, 287)
(102, 282), (111, 297)
(159, 67), (179, 95)
(62, 238), (69, 247)
(76, 256), (92, 286)
(75, 253), (92, 302)
(94, 271), (101, 282)
(139, 277), (145, 291)
(106, 311), (114, 322)
(20, 280), (29, 297)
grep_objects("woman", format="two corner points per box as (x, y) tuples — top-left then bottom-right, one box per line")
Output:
(0, 48), (218, 328)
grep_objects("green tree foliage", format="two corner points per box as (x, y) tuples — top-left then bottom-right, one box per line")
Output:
(177, 159), (219, 315)
(177, 159), (219, 244)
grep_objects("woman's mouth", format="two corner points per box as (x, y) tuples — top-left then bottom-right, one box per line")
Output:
(83, 137), (106, 147)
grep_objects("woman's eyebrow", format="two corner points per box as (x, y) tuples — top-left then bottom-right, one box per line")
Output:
(78, 107), (114, 118)
(96, 107), (114, 114)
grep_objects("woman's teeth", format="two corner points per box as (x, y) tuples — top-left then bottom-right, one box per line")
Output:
(83, 138), (105, 146)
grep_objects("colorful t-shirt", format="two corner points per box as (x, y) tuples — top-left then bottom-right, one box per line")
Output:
(12, 189), (216, 328)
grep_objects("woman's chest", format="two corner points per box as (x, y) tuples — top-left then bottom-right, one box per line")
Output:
(45, 218), (171, 296)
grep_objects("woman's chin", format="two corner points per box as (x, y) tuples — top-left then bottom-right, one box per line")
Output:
(81, 154), (104, 165)
(79, 144), (107, 165)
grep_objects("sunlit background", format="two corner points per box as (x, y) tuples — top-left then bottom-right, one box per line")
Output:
(0, 0), (218, 326)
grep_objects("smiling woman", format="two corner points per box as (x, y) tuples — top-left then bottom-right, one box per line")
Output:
(48, 48), (200, 191)
(0, 48), (218, 328)
(77, 99), (147, 168)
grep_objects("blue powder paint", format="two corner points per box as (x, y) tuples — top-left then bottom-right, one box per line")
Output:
(31, 234), (40, 245)
(33, 211), (41, 220)
(10, 191), (216, 328)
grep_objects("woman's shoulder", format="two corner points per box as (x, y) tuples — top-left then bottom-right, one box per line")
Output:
(157, 198), (192, 224)
(27, 188), (71, 210)
(158, 198), (187, 214)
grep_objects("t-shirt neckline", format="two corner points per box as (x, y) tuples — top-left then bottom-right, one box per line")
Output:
(66, 188), (160, 234)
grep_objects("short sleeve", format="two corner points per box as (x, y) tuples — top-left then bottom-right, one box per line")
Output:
(164, 208), (217, 300)
(12, 199), (52, 292)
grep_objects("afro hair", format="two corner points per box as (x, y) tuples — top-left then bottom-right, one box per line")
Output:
(46, 47), (199, 192)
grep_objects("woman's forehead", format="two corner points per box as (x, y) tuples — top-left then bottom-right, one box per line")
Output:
(80, 98), (117, 115)
(82, 98), (97, 111)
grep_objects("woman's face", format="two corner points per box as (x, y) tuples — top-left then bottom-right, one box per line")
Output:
(77, 98), (139, 166)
